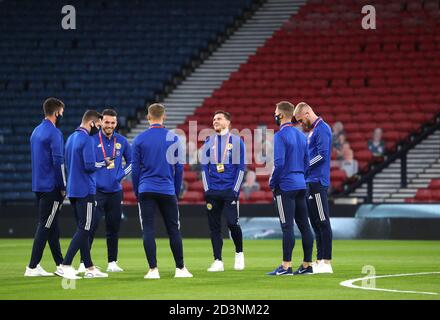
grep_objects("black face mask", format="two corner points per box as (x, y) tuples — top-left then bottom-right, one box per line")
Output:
(274, 114), (282, 126)
(55, 114), (63, 128)
(89, 122), (100, 136)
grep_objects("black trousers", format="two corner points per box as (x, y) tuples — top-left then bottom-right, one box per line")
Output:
(205, 190), (243, 261)
(138, 192), (184, 269)
(88, 190), (123, 262)
(273, 189), (313, 263)
(306, 182), (333, 260)
(28, 189), (64, 268)
(63, 195), (96, 268)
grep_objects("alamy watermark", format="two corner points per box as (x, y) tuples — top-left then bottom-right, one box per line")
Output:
(362, 5), (376, 30)
(61, 5), (76, 30)
(61, 278), (76, 290)
(361, 265), (376, 289)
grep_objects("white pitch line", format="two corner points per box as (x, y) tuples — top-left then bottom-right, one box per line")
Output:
(340, 272), (440, 296)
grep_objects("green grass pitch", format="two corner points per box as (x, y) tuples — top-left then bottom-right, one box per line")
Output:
(0, 239), (439, 300)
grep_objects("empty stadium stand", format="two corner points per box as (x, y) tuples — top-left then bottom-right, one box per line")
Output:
(0, 0), (254, 203)
(1, 0), (439, 205)
(407, 178), (440, 202)
(173, 0), (440, 204)
(128, 0), (306, 137)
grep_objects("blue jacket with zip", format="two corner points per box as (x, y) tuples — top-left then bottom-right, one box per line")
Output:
(200, 131), (246, 198)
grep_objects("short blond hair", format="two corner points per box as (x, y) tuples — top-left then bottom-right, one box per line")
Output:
(276, 101), (295, 118)
(148, 103), (165, 119)
(293, 102), (311, 117)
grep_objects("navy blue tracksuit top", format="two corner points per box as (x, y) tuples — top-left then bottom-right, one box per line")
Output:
(131, 124), (183, 197)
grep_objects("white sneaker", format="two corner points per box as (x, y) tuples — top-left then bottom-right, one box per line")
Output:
(107, 261), (124, 272)
(55, 265), (82, 280)
(24, 264), (54, 277)
(76, 262), (86, 274)
(144, 268), (160, 279)
(175, 266), (193, 278)
(320, 262), (334, 274)
(83, 267), (109, 278)
(207, 260), (224, 272)
(234, 252), (245, 270)
(311, 260), (323, 274)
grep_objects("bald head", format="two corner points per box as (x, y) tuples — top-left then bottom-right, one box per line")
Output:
(293, 102), (318, 129)
(293, 102), (313, 117)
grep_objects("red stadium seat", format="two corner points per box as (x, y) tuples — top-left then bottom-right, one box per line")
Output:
(182, 191), (204, 203)
(185, 171), (199, 183)
(414, 189), (432, 202)
(122, 181), (133, 192)
(188, 180), (204, 191)
(124, 192), (137, 205)
(431, 190), (440, 201)
(331, 169), (347, 184)
(248, 191), (270, 203)
(173, 0), (440, 203)
(429, 179), (440, 190)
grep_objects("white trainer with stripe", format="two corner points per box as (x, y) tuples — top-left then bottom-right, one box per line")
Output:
(24, 264), (54, 277)
(76, 262), (86, 274)
(83, 267), (109, 278)
(55, 265), (82, 280)
(234, 252), (245, 271)
(107, 261), (124, 272)
(144, 268), (160, 279)
(312, 260), (333, 274)
(207, 260), (224, 272)
(175, 266), (193, 278)
(320, 262), (333, 274)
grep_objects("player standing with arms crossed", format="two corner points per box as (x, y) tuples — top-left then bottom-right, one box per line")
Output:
(294, 102), (333, 274)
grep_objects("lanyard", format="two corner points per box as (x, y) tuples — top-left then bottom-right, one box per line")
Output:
(214, 133), (231, 164)
(99, 131), (116, 159)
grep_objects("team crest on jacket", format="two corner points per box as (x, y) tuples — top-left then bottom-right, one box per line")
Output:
(227, 143), (233, 150)
(206, 203), (213, 210)
(115, 143), (122, 149)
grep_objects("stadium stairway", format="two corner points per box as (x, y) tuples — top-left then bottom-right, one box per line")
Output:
(128, 0), (306, 138)
(0, 0), (255, 204)
(350, 129), (440, 203)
